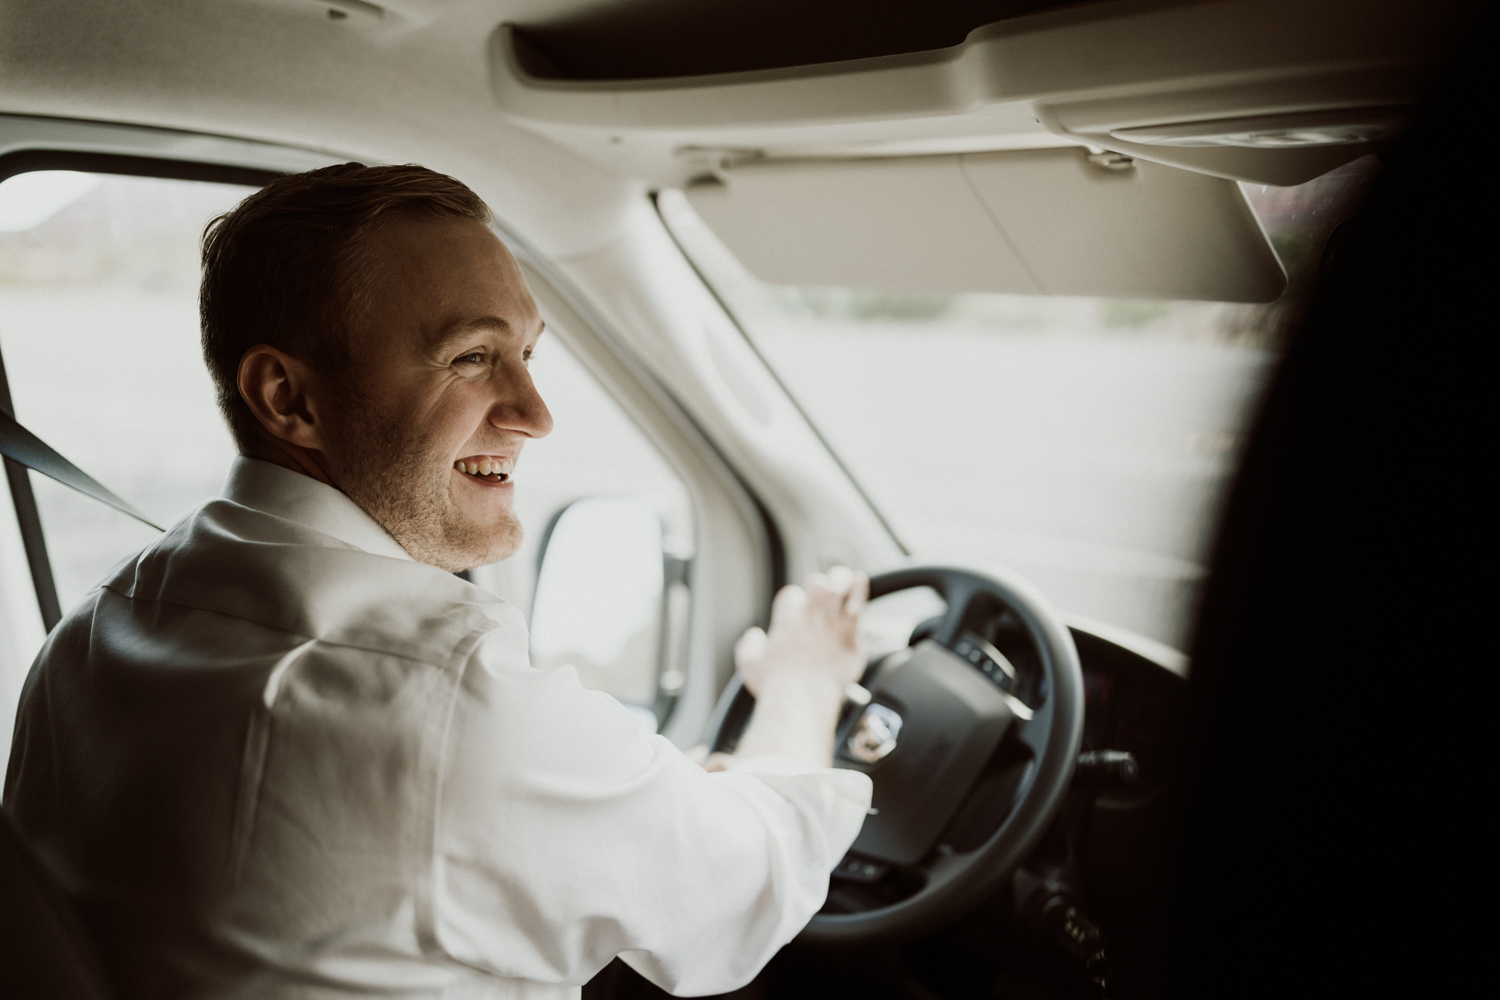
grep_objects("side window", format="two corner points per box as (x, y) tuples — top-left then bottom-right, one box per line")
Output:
(0, 169), (249, 755)
(0, 165), (694, 753)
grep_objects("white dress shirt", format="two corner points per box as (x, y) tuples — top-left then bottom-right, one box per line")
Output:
(4, 458), (871, 999)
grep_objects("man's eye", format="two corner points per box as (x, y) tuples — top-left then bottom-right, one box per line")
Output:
(454, 352), (486, 365)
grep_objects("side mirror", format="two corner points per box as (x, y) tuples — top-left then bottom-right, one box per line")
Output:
(529, 496), (687, 729)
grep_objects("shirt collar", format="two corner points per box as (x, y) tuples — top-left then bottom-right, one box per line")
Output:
(221, 457), (414, 562)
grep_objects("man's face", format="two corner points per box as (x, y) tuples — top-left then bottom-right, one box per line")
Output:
(317, 214), (552, 571)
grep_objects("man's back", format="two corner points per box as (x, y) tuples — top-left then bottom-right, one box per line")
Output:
(6, 459), (870, 998)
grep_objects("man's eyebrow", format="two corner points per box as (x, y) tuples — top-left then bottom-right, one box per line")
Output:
(430, 316), (546, 348)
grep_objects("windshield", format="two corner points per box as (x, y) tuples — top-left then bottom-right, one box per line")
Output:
(660, 158), (1377, 650)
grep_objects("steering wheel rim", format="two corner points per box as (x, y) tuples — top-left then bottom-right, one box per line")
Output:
(707, 565), (1085, 946)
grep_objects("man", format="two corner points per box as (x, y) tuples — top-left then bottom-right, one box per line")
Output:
(4, 164), (872, 998)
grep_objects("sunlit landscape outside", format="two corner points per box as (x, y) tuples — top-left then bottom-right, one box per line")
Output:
(661, 159), (1377, 651)
(0, 172), (247, 731)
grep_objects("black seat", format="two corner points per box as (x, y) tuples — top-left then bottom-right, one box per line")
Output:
(1170, 22), (1488, 1000)
(0, 807), (116, 1000)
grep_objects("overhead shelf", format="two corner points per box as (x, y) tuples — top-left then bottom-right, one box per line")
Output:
(489, 0), (1470, 186)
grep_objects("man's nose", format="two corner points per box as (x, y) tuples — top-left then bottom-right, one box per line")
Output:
(490, 366), (553, 438)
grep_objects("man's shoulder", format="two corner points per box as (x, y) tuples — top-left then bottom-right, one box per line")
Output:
(103, 497), (522, 671)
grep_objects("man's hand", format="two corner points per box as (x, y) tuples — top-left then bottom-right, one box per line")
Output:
(734, 566), (868, 700)
(686, 744), (734, 773)
(727, 566), (870, 769)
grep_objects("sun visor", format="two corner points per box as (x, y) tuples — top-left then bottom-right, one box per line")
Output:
(685, 148), (1285, 302)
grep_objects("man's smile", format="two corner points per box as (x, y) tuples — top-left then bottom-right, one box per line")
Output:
(454, 455), (515, 483)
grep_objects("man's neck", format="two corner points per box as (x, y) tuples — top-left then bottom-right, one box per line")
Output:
(239, 436), (340, 491)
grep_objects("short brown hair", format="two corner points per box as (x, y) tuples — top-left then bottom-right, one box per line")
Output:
(200, 163), (492, 447)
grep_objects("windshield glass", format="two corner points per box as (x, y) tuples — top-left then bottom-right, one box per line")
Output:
(660, 158), (1377, 650)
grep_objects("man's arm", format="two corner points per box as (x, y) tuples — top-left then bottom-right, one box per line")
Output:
(435, 605), (872, 994)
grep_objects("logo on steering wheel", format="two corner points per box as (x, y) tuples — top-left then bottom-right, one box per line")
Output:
(846, 704), (904, 764)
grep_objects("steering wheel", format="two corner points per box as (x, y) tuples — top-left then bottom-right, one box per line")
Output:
(706, 565), (1085, 945)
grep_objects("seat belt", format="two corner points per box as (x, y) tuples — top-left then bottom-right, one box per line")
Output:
(1, 351), (161, 632)
(1, 445), (61, 631)
(0, 409), (162, 531)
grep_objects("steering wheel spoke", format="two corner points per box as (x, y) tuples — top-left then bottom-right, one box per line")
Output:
(1012, 698), (1053, 760)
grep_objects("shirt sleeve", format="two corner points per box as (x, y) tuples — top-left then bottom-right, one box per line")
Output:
(432, 624), (872, 995)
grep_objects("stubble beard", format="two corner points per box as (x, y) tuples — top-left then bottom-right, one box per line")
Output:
(331, 394), (522, 573)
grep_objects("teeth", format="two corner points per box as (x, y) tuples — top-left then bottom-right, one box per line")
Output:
(453, 458), (514, 478)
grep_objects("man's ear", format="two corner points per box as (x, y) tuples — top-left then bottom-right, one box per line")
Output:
(237, 345), (326, 451)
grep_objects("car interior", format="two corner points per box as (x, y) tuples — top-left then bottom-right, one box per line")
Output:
(0, 1), (1486, 998)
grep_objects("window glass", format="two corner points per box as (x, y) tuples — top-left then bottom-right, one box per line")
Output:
(0, 168), (694, 753)
(661, 158), (1378, 651)
(0, 171), (249, 606)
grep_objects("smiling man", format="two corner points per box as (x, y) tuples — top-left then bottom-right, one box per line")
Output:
(228, 204), (552, 570)
(4, 164), (871, 999)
